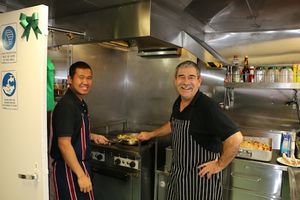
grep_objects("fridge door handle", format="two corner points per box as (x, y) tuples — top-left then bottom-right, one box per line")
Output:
(18, 173), (38, 180)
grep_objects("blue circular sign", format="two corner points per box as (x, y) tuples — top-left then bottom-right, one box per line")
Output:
(2, 26), (16, 50)
(2, 72), (16, 97)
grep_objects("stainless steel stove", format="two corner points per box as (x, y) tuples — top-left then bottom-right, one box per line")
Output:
(90, 134), (155, 200)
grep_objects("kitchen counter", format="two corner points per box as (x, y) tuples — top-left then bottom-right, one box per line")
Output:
(288, 167), (300, 200)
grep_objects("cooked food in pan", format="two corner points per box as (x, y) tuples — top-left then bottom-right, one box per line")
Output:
(240, 140), (271, 151)
(117, 133), (139, 145)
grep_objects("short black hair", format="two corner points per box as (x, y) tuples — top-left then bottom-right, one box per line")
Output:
(175, 60), (200, 78)
(69, 61), (92, 78)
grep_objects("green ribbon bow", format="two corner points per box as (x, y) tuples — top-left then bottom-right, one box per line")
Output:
(19, 12), (42, 41)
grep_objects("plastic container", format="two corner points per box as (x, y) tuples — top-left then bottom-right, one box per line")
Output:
(280, 132), (292, 157)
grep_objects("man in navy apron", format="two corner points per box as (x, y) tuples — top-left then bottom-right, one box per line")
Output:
(51, 61), (108, 200)
(138, 60), (243, 200)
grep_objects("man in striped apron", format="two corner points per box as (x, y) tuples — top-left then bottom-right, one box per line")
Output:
(51, 61), (108, 200)
(138, 60), (243, 200)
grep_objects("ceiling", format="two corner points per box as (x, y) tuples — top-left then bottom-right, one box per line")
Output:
(1, 0), (300, 64)
(187, 0), (300, 32)
(2, 0), (300, 32)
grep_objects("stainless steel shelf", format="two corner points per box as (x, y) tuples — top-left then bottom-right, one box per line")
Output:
(224, 82), (300, 89)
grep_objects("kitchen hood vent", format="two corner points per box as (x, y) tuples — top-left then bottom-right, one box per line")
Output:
(97, 40), (129, 52)
(137, 48), (181, 57)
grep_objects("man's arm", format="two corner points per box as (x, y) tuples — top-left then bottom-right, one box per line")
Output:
(217, 131), (243, 168)
(58, 137), (92, 193)
(198, 131), (243, 178)
(137, 122), (172, 141)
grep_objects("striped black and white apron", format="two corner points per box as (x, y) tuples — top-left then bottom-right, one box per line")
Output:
(167, 118), (223, 200)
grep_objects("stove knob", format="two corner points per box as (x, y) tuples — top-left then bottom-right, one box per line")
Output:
(96, 154), (103, 161)
(129, 161), (136, 168)
(115, 158), (121, 165)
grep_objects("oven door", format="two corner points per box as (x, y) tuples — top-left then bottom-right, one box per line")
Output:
(93, 168), (141, 200)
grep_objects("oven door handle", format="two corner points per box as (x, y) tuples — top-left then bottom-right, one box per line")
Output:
(93, 167), (134, 181)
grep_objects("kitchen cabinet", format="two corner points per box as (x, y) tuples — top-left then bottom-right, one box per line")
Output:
(155, 158), (290, 200)
(223, 158), (290, 200)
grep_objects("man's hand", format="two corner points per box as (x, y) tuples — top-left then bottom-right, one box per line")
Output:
(198, 158), (222, 179)
(77, 174), (93, 193)
(90, 133), (109, 144)
(137, 131), (153, 141)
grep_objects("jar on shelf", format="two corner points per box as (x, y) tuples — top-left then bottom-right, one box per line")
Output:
(232, 55), (240, 83)
(266, 66), (279, 83)
(232, 65), (240, 83)
(279, 66), (294, 83)
(288, 66), (293, 83)
(279, 67), (289, 83)
(254, 67), (266, 83)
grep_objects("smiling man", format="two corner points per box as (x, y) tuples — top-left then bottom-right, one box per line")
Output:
(50, 61), (108, 200)
(138, 60), (243, 200)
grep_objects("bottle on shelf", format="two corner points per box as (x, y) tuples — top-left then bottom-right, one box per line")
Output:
(296, 64), (300, 83)
(249, 66), (255, 82)
(293, 64), (297, 83)
(232, 55), (240, 83)
(242, 56), (250, 82)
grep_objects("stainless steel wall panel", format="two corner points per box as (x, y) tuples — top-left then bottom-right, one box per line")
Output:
(72, 44), (128, 127)
(125, 49), (197, 129)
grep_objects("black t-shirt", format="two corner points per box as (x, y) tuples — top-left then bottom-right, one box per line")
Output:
(50, 88), (89, 160)
(171, 91), (240, 153)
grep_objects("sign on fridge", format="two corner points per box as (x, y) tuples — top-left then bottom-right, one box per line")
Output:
(1, 70), (18, 109)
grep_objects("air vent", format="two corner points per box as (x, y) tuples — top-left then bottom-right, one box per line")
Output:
(137, 48), (181, 57)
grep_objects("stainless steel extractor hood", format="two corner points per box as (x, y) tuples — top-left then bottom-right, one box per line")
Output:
(137, 48), (181, 57)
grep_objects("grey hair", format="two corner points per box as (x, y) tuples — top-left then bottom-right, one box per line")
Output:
(175, 60), (201, 78)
